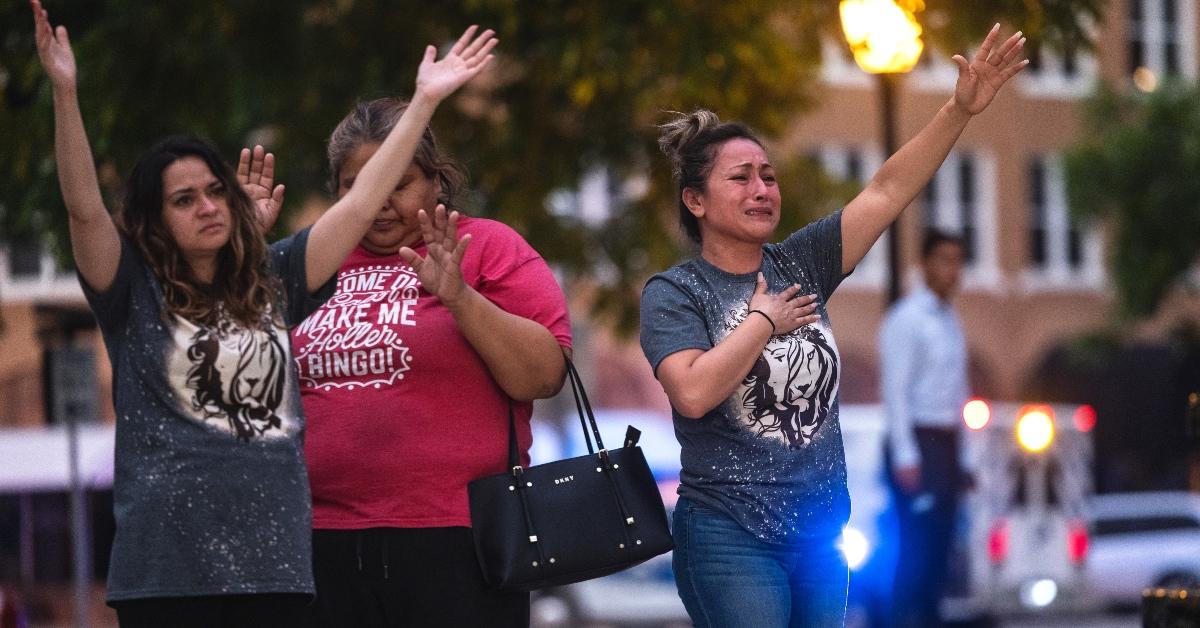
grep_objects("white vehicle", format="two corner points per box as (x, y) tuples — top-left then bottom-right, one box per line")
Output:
(949, 401), (1097, 618)
(1086, 491), (1200, 609)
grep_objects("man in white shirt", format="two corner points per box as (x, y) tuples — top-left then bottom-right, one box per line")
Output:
(880, 230), (969, 628)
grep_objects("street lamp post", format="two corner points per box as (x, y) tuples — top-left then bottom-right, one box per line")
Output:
(839, 0), (925, 305)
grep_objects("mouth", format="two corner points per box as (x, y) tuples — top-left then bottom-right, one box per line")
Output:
(745, 207), (775, 218)
(199, 223), (225, 235)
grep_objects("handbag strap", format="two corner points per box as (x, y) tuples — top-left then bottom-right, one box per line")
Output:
(565, 357), (607, 454)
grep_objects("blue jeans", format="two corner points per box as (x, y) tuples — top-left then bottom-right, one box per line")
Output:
(672, 497), (848, 628)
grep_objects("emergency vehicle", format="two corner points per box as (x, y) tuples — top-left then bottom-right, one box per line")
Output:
(945, 400), (1098, 619)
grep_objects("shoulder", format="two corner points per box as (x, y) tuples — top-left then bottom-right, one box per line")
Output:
(777, 210), (843, 248)
(458, 216), (525, 244)
(645, 259), (704, 289)
(459, 216), (541, 262)
(881, 293), (927, 333)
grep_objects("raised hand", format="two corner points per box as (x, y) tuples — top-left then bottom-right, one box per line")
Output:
(415, 25), (499, 104)
(398, 205), (473, 307)
(31, 0), (76, 89)
(951, 24), (1028, 116)
(237, 145), (285, 232)
(746, 273), (820, 336)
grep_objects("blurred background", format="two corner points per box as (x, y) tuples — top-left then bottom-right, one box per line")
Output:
(1, 0), (1199, 626)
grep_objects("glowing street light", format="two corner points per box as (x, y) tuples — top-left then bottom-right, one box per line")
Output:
(839, 0), (925, 74)
(839, 0), (925, 305)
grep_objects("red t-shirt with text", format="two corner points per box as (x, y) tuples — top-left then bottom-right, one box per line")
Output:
(293, 217), (572, 529)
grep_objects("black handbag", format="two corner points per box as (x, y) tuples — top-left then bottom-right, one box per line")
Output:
(468, 358), (674, 591)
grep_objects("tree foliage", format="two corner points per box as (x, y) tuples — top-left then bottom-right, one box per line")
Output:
(1065, 81), (1200, 318)
(1, 0), (1103, 332)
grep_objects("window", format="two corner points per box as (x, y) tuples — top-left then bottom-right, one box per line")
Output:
(816, 145), (886, 289)
(6, 241), (42, 278)
(921, 151), (1000, 289)
(1023, 154), (1104, 289)
(1020, 39), (1098, 98)
(1093, 514), (1200, 537)
(1128, 0), (1197, 82)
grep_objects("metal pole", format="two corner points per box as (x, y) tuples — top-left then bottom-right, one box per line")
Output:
(878, 72), (903, 305)
(67, 403), (90, 628)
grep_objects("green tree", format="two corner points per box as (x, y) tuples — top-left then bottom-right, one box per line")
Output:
(1065, 82), (1200, 318)
(1, 0), (1104, 332)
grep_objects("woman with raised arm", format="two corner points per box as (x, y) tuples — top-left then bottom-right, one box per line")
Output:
(640, 25), (1026, 628)
(291, 98), (573, 627)
(30, 1), (496, 626)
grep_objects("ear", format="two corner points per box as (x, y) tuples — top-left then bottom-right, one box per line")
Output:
(681, 187), (705, 219)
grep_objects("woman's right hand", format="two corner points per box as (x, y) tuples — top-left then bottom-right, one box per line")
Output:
(31, 0), (76, 90)
(414, 25), (498, 104)
(747, 273), (820, 336)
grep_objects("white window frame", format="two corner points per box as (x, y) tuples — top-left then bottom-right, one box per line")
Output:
(1129, 0), (1199, 81)
(1020, 154), (1105, 292)
(816, 145), (887, 290)
(0, 246), (83, 302)
(922, 150), (1001, 291)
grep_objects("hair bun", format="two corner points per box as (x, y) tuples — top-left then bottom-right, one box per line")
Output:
(657, 109), (722, 169)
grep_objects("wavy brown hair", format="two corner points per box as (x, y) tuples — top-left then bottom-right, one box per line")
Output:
(119, 136), (278, 329)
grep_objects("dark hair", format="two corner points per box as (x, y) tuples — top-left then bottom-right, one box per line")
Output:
(326, 97), (467, 209)
(920, 228), (966, 259)
(657, 109), (765, 244)
(119, 135), (276, 328)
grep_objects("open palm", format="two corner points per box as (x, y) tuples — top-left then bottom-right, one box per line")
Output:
(399, 205), (473, 307)
(415, 25), (499, 103)
(237, 145), (285, 232)
(31, 0), (76, 88)
(952, 24), (1028, 115)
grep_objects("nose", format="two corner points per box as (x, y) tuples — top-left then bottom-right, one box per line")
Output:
(751, 175), (768, 200)
(197, 195), (220, 216)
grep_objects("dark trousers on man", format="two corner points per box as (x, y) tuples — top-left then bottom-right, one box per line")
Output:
(886, 426), (962, 628)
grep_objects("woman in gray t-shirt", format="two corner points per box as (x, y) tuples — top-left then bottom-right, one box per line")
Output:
(32, 2), (497, 625)
(640, 25), (1027, 628)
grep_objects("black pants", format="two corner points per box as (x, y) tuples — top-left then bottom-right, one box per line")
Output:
(886, 427), (963, 628)
(305, 527), (529, 628)
(112, 593), (310, 628)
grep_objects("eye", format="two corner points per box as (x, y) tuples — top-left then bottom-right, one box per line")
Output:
(174, 195), (193, 208)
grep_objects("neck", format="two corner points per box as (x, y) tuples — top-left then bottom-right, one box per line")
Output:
(187, 255), (218, 284)
(700, 237), (764, 274)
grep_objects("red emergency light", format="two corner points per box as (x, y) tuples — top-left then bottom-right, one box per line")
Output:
(988, 518), (1009, 564)
(1067, 519), (1089, 564)
(1073, 405), (1097, 433)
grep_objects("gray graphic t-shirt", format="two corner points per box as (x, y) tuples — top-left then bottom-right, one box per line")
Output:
(82, 228), (331, 601)
(640, 211), (850, 544)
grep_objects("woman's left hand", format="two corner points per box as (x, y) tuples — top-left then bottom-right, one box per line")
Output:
(399, 205), (473, 307)
(237, 145), (285, 232)
(952, 24), (1028, 116)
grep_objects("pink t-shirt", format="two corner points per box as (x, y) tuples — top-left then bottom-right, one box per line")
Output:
(293, 217), (572, 529)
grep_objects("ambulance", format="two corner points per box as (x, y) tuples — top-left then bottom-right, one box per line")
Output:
(945, 400), (1098, 619)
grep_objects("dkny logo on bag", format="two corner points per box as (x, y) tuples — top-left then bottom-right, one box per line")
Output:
(554, 475), (575, 485)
